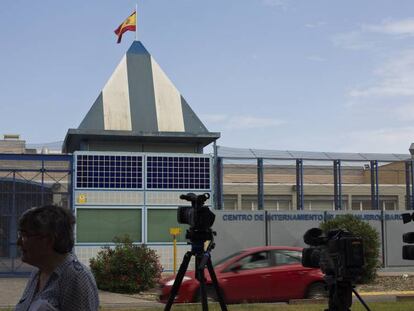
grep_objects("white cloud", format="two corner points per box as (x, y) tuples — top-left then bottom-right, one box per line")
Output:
(363, 19), (414, 36)
(332, 18), (414, 51)
(334, 19), (414, 112)
(305, 21), (326, 28)
(262, 0), (288, 9)
(331, 31), (376, 51)
(306, 55), (326, 62)
(201, 114), (285, 130)
(201, 114), (227, 123)
(349, 49), (414, 99)
(340, 127), (414, 154)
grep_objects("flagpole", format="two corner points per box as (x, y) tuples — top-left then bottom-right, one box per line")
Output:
(135, 2), (138, 41)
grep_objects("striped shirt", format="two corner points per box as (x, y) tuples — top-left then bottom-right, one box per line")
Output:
(15, 253), (99, 311)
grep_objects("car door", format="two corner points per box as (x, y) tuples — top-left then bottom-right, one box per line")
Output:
(219, 251), (273, 303)
(267, 250), (310, 301)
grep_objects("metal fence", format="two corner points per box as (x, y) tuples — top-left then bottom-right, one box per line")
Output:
(2, 147), (414, 274)
(214, 146), (413, 212)
(0, 154), (72, 276)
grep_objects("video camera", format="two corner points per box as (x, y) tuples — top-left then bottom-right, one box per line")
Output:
(165, 193), (227, 311)
(177, 193), (216, 241)
(402, 212), (414, 260)
(302, 228), (365, 283)
(302, 228), (370, 311)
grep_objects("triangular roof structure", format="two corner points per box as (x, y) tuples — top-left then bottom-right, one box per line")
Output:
(63, 41), (219, 153)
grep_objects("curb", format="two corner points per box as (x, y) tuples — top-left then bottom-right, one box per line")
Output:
(0, 303), (164, 309)
(100, 302), (163, 309)
(288, 291), (414, 305)
(359, 290), (414, 296)
(396, 295), (414, 301)
(289, 299), (327, 304)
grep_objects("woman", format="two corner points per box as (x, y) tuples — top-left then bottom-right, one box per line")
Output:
(15, 205), (99, 311)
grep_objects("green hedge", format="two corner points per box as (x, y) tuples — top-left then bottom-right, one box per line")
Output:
(320, 214), (381, 283)
(90, 235), (163, 293)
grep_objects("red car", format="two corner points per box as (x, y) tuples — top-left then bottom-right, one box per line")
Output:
(159, 246), (327, 304)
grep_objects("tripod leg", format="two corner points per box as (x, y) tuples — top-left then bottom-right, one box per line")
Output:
(164, 251), (192, 311)
(352, 288), (371, 311)
(327, 282), (352, 311)
(196, 255), (209, 311)
(206, 258), (228, 311)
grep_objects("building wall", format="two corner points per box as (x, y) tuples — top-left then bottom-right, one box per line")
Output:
(72, 151), (213, 270)
(222, 162), (406, 211)
(82, 141), (203, 153)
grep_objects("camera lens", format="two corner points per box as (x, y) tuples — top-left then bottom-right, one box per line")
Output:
(302, 247), (321, 268)
(177, 206), (193, 226)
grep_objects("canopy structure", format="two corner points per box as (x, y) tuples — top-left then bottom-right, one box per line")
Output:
(217, 146), (410, 162)
(63, 41), (219, 153)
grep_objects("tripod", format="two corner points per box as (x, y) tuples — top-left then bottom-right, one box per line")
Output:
(164, 229), (228, 311)
(325, 278), (371, 311)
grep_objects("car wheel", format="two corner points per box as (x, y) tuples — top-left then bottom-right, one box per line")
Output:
(306, 282), (328, 299)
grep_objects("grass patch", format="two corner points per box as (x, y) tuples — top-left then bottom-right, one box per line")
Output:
(93, 301), (414, 310)
(2, 301), (413, 311)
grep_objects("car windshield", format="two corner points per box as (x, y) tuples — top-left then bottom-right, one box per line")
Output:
(213, 251), (244, 267)
(274, 250), (302, 265)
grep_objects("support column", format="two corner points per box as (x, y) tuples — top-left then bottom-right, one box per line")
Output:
(406, 161), (411, 210)
(370, 160), (379, 210)
(257, 158), (264, 210)
(237, 193), (242, 211)
(411, 160), (414, 211)
(11, 171), (17, 271)
(41, 160), (45, 206)
(333, 160), (342, 210)
(296, 159), (304, 210)
(216, 157), (223, 210)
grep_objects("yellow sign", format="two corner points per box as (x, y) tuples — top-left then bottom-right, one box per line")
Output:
(78, 193), (87, 204)
(170, 227), (182, 274)
(169, 227), (181, 236)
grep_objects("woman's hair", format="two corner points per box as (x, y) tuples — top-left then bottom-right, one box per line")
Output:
(19, 205), (75, 254)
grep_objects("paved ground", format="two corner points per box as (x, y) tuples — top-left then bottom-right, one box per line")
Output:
(0, 278), (163, 309)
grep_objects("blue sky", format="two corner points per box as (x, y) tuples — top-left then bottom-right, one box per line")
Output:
(1, 0), (414, 154)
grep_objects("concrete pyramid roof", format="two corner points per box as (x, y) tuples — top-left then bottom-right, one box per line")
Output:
(63, 41), (219, 153)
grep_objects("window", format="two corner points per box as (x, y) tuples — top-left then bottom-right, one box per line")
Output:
(351, 195), (397, 210)
(235, 251), (270, 270)
(147, 209), (187, 242)
(213, 251), (244, 267)
(76, 209), (141, 243)
(223, 195), (238, 210)
(304, 195), (348, 211)
(380, 196), (398, 210)
(351, 196), (372, 210)
(264, 196), (292, 210)
(273, 250), (302, 266)
(241, 195), (257, 210)
(382, 201), (397, 210)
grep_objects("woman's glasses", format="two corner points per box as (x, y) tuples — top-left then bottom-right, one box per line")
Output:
(17, 230), (47, 241)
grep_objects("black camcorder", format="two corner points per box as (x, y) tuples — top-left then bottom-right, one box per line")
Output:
(402, 212), (414, 260)
(177, 193), (215, 232)
(302, 228), (364, 282)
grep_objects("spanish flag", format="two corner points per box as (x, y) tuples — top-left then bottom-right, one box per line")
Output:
(114, 11), (136, 44)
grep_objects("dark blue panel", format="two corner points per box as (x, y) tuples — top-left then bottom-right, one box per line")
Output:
(145, 156), (210, 190)
(75, 154), (143, 189)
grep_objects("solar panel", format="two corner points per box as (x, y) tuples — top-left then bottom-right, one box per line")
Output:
(75, 154), (143, 189)
(217, 146), (410, 162)
(146, 156), (210, 190)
